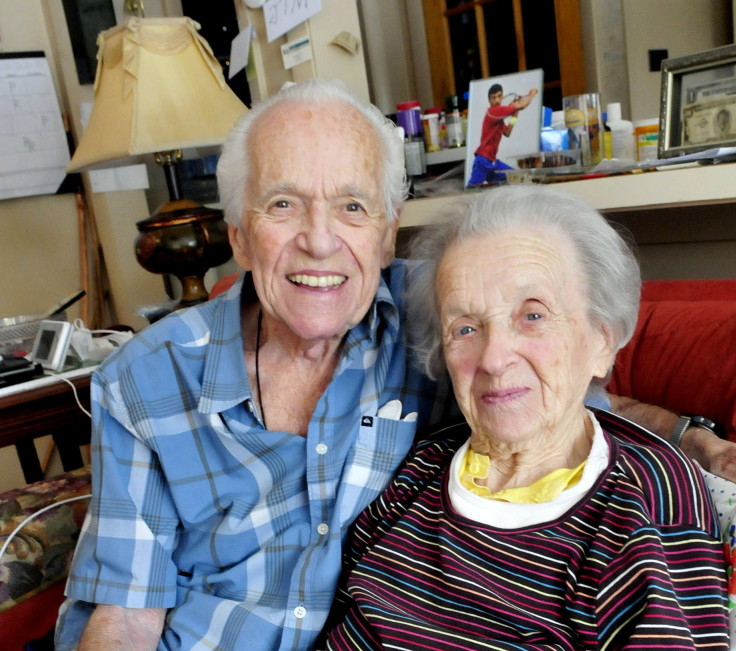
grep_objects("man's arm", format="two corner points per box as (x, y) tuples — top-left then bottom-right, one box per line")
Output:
(511, 87), (538, 110)
(609, 394), (736, 481)
(502, 88), (538, 137)
(79, 605), (166, 650)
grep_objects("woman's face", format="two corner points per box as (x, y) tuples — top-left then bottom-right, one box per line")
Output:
(436, 228), (613, 450)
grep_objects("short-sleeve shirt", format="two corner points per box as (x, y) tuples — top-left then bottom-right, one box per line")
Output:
(56, 260), (446, 651)
(474, 104), (518, 161)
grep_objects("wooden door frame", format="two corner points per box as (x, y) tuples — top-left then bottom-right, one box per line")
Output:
(421, 0), (585, 106)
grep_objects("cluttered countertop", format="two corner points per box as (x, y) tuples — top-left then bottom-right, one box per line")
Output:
(395, 90), (736, 227)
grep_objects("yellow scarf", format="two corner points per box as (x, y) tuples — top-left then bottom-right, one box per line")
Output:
(459, 447), (585, 503)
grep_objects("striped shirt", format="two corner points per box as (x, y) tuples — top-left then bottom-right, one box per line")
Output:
(56, 262), (445, 651)
(326, 411), (730, 650)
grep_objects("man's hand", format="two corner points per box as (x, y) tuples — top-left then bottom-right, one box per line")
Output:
(512, 88), (538, 111)
(609, 394), (736, 482)
(680, 427), (736, 481)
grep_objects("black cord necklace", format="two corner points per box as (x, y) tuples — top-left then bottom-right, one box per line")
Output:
(255, 308), (267, 429)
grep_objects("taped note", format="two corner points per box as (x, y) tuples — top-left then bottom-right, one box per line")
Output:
(264, 0), (321, 43)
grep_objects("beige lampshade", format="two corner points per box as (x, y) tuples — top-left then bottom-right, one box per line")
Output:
(68, 16), (247, 172)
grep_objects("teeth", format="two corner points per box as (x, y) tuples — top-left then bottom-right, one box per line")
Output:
(288, 274), (346, 288)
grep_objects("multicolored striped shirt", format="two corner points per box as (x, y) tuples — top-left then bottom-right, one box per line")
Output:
(325, 411), (730, 650)
(56, 262), (446, 651)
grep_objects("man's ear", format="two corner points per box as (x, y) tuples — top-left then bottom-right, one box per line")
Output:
(228, 223), (251, 270)
(381, 212), (401, 268)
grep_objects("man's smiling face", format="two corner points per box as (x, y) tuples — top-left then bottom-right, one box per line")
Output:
(228, 100), (398, 344)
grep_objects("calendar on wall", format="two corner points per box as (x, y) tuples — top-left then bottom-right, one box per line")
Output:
(0, 52), (70, 201)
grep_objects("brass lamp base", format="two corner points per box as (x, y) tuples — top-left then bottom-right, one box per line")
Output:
(135, 199), (232, 309)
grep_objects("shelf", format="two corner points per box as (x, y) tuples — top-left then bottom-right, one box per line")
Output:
(425, 146), (466, 166)
(399, 162), (736, 228)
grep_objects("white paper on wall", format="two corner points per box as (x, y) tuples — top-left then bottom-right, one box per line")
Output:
(0, 53), (70, 201)
(229, 25), (254, 79)
(263, 0), (321, 43)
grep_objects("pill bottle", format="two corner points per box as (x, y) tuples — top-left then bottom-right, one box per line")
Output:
(396, 100), (422, 139)
(634, 119), (659, 162)
(421, 112), (441, 152)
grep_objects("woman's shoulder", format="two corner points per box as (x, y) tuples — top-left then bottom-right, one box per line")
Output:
(594, 409), (717, 532)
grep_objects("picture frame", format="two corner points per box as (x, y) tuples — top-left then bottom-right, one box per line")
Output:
(659, 43), (736, 158)
(464, 69), (544, 187)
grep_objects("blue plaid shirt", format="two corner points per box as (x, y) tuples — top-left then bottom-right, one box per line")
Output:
(56, 261), (445, 650)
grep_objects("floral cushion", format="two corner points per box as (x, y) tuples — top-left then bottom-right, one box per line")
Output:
(0, 467), (91, 613)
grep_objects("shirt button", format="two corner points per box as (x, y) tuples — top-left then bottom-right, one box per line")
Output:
(317, 523), (329, 535)
(315, 443), (328, 455)
(245, 400), (255, 413)
(294, 606), (307, 619)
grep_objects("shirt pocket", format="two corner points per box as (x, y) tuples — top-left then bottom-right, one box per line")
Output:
(338, 416), (417, 525)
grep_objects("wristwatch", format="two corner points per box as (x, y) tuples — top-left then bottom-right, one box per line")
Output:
(670, 414), (719, 448)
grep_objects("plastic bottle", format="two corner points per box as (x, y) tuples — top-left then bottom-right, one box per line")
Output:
(444, 95), (464, 147)
(606, 102), (635, 160)
(540, 106), (569, 151)
(551, 110), (566, 131)
(421, 110), (441, 152)
(634, 118), (659, 162)
(602, 112), (613, 159)
(397, 126), (426, 179)
(396, 100), (422, 139)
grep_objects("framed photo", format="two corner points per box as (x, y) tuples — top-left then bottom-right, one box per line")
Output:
(659, 44), (736, 158)
(464, 69), (544, 187)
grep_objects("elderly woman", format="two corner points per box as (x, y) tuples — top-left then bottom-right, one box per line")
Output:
(324, 185), (729, 650)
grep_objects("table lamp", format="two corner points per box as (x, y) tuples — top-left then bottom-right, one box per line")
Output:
(67, 16), (247, 308)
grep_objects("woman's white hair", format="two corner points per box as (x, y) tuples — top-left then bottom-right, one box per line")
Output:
(406, 184), (641, 381)
(216, 78), (408, 227)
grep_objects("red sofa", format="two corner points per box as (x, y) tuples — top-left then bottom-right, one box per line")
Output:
(608, 278), (736, 442)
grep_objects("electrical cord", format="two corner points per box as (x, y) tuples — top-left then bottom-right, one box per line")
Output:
(45, 369), (92, 418)
(0, 493), (92, 561)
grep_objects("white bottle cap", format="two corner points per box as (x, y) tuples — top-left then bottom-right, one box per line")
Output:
(606, 102), (622, 122)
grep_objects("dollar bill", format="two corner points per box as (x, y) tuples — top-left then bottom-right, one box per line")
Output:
(683, 95), (736, 145)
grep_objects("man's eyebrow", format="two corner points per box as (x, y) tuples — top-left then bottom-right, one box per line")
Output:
(254, 184), (377, 203)
(255, 183), (301, 201)
(336, 185), (374, 201)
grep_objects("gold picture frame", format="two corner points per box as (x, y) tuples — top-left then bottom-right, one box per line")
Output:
(659, 44), (736, 158)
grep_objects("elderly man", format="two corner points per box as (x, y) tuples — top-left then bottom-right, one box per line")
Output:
(56, 79), (447, 650)
(56, 79), (734, 650)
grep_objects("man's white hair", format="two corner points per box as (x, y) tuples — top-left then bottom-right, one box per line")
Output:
(216, 79), (408, 227)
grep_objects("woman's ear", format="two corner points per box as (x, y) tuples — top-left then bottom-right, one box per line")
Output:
(591, 324), (617, 381)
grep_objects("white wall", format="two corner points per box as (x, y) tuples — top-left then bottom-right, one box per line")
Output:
(358, 0), (433, 114)
(237, 0), (370, 104)
(622, 0), (732, 120)
(579, 0), (631, 117)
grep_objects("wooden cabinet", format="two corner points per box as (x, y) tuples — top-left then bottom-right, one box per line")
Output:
(0, 371), (92, 484)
